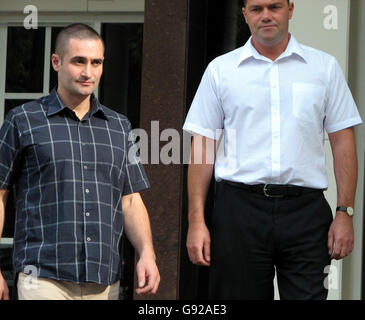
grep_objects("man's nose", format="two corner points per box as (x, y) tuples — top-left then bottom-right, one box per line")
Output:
(261, 8), (272, 21)
(81, 63), (91, 78)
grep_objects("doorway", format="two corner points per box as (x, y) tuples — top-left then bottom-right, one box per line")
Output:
(179, 0), (250, 299)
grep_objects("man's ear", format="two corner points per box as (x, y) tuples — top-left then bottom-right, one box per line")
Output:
(51, 53), (61, 72)
(288, 2), (294, 20)
(242, 7), (248, 24)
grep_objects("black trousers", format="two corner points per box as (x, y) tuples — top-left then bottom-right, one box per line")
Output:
(209, 181), (333, 300)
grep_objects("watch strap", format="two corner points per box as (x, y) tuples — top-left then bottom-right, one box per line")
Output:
(336, 206), (354, 216)
(336, 206), (347, 212)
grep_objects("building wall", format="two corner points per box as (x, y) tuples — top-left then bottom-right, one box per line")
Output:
(289, 0), (364, 300)
(0, 0), (144, 12)
(0, 0), (144, 26)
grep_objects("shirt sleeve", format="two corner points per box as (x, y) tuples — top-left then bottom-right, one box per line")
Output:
(121, 119), (150, 195)
(183, 61), (224, 140)
(0, 110), (22, 190)
(324, 57), (363, 133)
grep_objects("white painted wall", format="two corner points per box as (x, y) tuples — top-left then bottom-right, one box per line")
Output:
(0, 0), (144, 12)
(0, 0), (145, 24)
(274, 0), (363, 300)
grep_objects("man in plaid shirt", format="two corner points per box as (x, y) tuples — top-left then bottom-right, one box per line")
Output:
(0, 23), (160, 300)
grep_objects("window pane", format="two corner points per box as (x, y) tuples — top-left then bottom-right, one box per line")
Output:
(6, 27), (45, 93)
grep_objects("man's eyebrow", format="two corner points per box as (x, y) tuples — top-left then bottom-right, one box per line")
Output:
(248, 2), (283, 9)
(70, 56), (86, 61)
(248, 4), (262, 9)
(70, 56), (104, 62)
(269, 2), (283, 6)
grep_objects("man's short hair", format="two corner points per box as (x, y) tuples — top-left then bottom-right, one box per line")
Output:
(55, 23), (104, 59)
(243, 0), (290, 7)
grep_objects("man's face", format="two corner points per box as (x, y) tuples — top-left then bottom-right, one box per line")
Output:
(242, 0), (294, 46)
(52, 38), (104, 100)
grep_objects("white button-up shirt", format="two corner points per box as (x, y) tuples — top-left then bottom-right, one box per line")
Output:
(183, 35), (362, 189)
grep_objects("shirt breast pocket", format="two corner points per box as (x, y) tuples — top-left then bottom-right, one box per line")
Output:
(292, 82), (326, 124)
(21, 130), (53, 167)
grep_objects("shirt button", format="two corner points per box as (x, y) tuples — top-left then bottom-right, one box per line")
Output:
(86, 237), (91, 242)
(85, 188), (90, 193)
(83, 165), (88, 170)
(82, 143), (86, 147)
(85, 212), (90, 217)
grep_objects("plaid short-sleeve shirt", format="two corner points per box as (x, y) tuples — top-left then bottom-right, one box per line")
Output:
(0, 89), (150, 285)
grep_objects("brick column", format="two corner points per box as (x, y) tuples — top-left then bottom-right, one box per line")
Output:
(137, 0), (189, 299)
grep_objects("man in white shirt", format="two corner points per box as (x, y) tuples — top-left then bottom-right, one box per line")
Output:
(183, 0), (362, 299)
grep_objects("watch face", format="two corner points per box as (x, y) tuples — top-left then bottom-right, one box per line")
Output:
(347, 207), (354, 216)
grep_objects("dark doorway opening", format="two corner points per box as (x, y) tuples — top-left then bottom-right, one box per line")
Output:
(100, 23), (144, 300)
(179, 0), (251, 299)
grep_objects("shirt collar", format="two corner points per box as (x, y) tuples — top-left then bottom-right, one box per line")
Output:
(46, 88), (109, 120)
(237, 34), (308, 66)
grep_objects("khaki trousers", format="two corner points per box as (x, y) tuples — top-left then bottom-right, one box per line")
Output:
(17, 272), (120, 300)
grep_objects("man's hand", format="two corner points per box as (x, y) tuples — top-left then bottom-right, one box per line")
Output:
(135, 254), (160, 295)
(186, 222), (211, 266)
(122, 193), (160, 295)
(0, 271), (10, 300)
(328, 212), (354, 260)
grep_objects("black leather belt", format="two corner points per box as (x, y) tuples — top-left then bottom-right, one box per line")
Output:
(222, 180), (324, 198)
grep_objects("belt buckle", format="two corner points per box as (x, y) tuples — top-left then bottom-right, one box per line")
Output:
(263, 184), (284, 198)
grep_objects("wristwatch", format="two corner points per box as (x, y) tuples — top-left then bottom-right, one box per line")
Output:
(336, 206), (354, 217)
